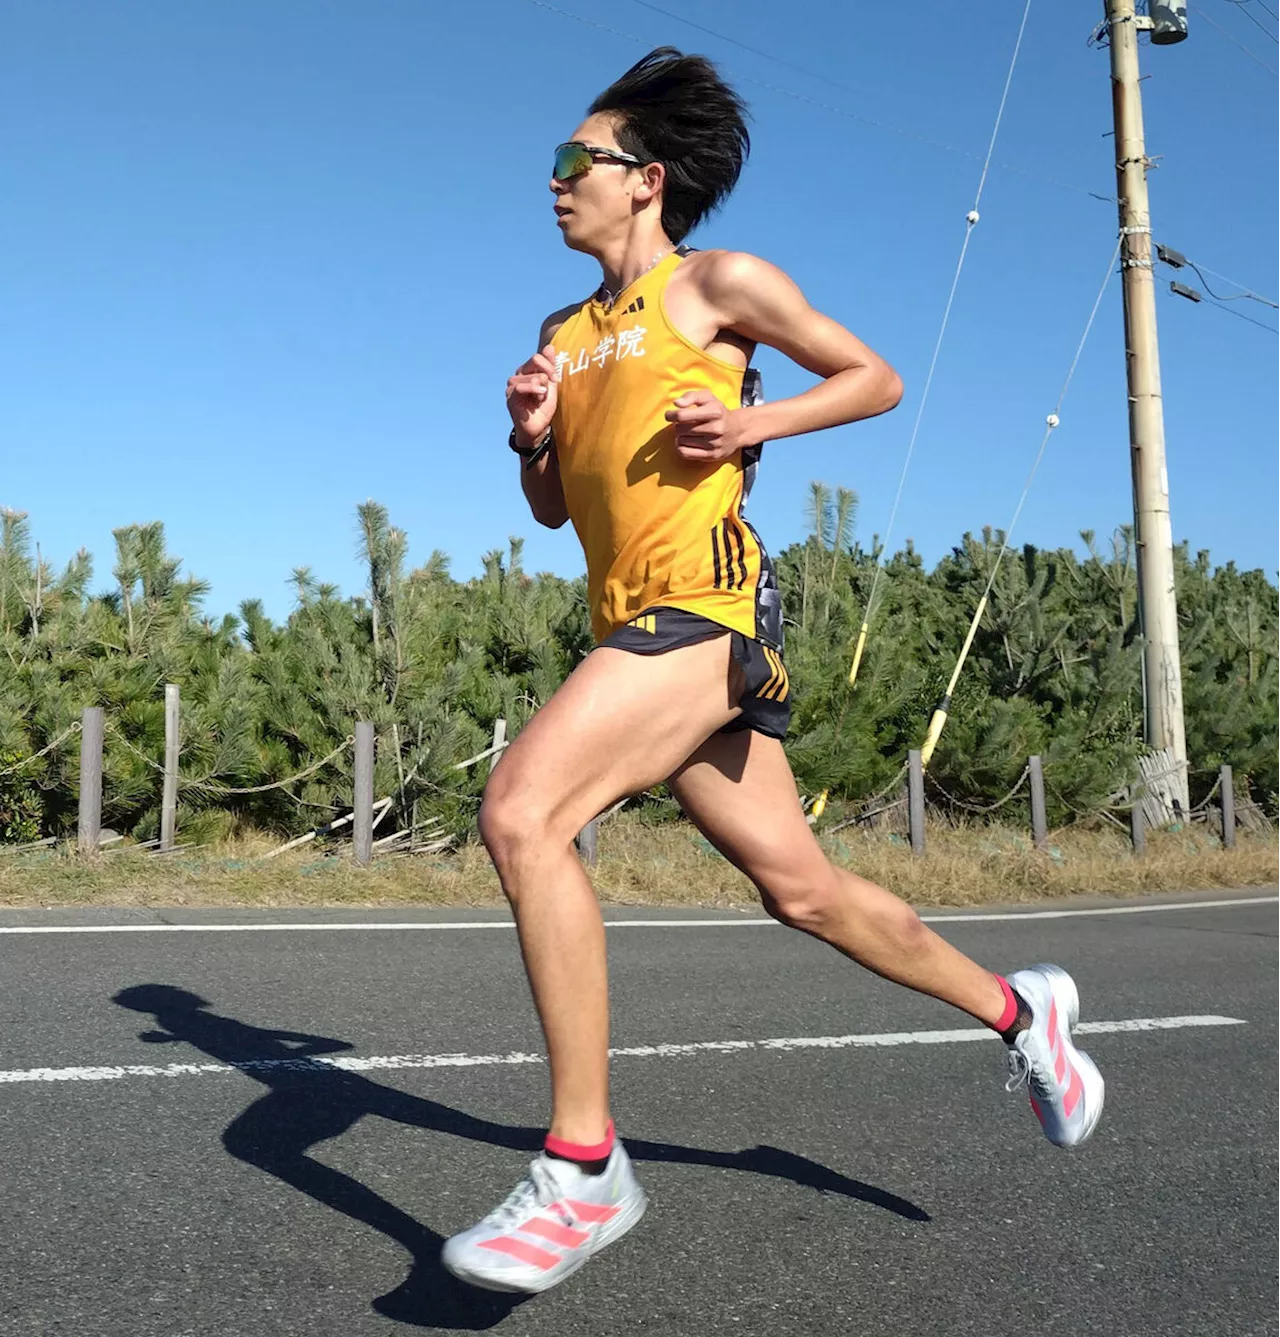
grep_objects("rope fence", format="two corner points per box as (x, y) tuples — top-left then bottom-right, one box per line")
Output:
(0, 721), (82, 777)
(2, 701), (1271, 862)
(926, 765), (1031, 815)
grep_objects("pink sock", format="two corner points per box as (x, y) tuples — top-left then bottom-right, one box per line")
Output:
(545, 1120), (615, 1163)
(993, 975), (1020, 1034)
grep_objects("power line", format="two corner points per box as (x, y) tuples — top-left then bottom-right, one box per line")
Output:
(1185, 258), (1279, 306)
(1227, 0), (1279, 21)
(1194, 3), (1279, 71)
(1194, 260), (1279, 306)
(1200, 295), (1280, 332)
(621, 0), (852, 93)
(1162, 280), (1280, 331)
(1221, 0), (1280, 42)
(1156, 243), (1279, 307)
(519, 0), (1114, 206)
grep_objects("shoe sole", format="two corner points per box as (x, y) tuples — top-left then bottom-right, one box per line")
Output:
(443, 1188), (650, 1295)
(1026, 962), (1105, 1147)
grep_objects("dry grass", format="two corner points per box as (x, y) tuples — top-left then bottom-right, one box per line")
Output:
(0, 814), (1274, 910)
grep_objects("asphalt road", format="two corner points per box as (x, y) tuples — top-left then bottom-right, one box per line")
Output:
(1, 891), (1275, 1337)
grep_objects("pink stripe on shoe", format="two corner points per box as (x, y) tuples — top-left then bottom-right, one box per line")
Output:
(522, 1216), (591, 1249)
(477, 1236), (563, 1270)
(564, 1199), (621, 1224)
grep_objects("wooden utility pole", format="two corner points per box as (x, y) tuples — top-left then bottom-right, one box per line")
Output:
(161, 684), (180, 852)
(1103, 0), (1190, 813)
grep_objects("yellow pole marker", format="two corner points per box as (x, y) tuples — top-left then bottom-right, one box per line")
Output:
(919, 593), (988, 768)
(919, 706), (950, 769)
(811, 790), (829, 820)
(847, 622), (870, 687)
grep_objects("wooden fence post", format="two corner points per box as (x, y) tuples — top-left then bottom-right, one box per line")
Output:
(489, 718), (507, 777)
(354, 723), (374, 867)
(1028, 755), (1047, 850)
(77, 706), (104, 855)
(1130, 801), (1145, 857)
(1220, 764), (1236, 850)
(577, 818), (599, 867)
(161, 684), (180, 852)
(908, 749), (925, 856)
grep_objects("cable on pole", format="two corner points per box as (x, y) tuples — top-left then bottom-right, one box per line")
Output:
(917, 235), (1124, 768)
(846, 0), (1035, 692)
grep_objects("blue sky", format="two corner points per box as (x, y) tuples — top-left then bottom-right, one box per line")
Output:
(3, 0), (1276, 622)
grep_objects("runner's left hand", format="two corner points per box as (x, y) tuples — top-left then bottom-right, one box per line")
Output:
(666, 390), (744, 463)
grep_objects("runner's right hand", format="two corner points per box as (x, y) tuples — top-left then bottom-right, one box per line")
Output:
(506, 344), (559, 447)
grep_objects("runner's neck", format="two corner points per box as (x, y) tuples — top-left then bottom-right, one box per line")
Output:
(594, 228), (677, 305)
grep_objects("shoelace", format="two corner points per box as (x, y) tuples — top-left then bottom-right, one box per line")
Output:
(482, 1159), (579, 1231)
(1005, 1045), (1055, 1100)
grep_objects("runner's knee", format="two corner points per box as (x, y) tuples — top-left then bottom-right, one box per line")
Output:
(478, 782), (572, 875)
(477, 788), (529, 868)
(757, 862), (843, 934)
(761, 863), (928, 948)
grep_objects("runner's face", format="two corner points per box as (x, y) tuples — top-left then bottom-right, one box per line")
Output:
(550, 115), (650, 253)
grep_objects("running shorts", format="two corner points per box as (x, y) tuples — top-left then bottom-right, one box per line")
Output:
(601, 606), (792, 741)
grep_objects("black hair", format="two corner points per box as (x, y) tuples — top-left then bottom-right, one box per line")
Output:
(588, 47), (749, 244)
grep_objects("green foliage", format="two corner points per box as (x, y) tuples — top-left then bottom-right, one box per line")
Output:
(0, 495), (1274, 842)
(0, 752), (42, 843)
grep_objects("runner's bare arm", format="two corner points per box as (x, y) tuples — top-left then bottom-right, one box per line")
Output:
(666, 252), (902, 461)
(511, 308), (576, 529)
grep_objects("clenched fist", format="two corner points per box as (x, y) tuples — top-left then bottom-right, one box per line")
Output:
(506, 345), (560, 449)
(665, 389), (746, 464)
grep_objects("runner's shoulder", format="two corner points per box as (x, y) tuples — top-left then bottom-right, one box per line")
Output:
(681, 250), (792, 310)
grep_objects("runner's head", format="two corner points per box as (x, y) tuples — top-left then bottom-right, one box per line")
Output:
(551, 47), (749, 254)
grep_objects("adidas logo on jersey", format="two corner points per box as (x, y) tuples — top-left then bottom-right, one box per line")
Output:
(622, 295), (646, 316)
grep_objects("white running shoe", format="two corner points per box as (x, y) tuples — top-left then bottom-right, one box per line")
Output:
(441, 1142), (648, 1294)
(1005, 964), (1106, 1148)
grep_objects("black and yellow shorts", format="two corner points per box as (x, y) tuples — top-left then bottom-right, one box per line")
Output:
(601, 606), (792, 740)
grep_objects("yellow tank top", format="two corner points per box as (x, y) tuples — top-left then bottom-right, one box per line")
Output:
(551, 249), (782, 648)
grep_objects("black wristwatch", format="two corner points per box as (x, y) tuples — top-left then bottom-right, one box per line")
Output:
(509, 426), (553, 467)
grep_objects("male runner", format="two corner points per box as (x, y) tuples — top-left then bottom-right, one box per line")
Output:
(442, 48), (1104, 1294)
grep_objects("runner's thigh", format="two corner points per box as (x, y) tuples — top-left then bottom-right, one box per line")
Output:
(667, 728), (830, 897)
(484, 636), (742, 845)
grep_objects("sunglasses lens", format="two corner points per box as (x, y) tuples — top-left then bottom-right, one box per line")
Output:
(553, 143), (592, 181)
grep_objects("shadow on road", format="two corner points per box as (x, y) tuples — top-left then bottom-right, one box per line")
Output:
(113, 984), (929, 1330)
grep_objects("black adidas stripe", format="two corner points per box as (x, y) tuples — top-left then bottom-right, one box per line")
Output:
(728, 516), (747, 589)
(711, 525), (723, 589)
(721, 519), (736, 589)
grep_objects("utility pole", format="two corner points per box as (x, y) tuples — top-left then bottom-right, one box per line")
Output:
(1102, 0), (1190, 813)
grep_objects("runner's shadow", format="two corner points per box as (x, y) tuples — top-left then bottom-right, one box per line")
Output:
(113, 985), (929, 1330)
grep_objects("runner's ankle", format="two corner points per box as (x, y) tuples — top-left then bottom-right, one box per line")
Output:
(545, 1120), (616, 1176)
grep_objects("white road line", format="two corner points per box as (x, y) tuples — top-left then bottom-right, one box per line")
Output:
(921, 896), (1278, 923)
(0, 1015), (1244, 1084)
(0, 895), (1272, 934)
